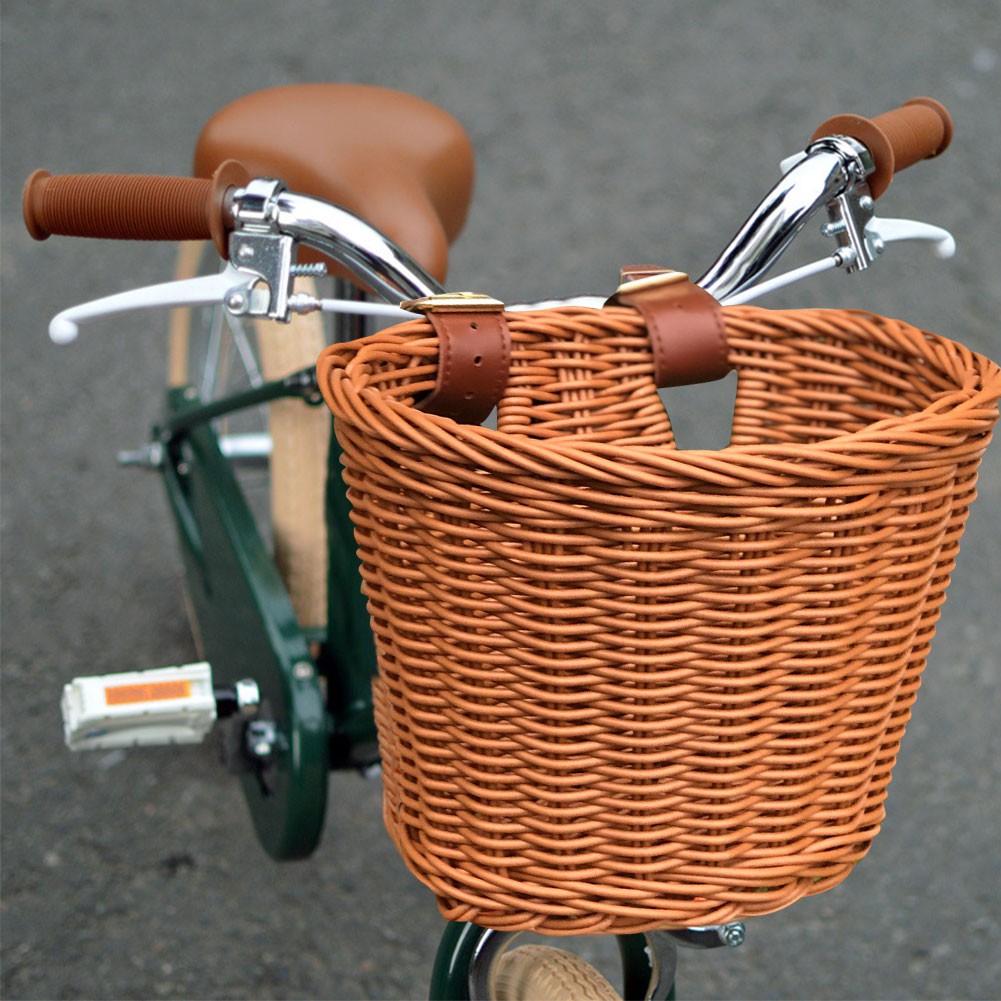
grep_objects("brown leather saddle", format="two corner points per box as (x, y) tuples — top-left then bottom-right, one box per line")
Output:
(193, 83), (475, 283)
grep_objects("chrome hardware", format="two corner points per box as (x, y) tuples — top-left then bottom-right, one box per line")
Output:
(245, 718), (276, 760)
(809, 135), (875, 183)
(668, 922), (746, 949)
(233, 177), (285, 227)
(719, 923), (745, 948)
(815, 142), (880, 272)
(467, 929), (517, 1001)
(286, 291), (321, 315)
(638, 922), (746, 999)
(228, 231), (295, 320)
(234, 678), (261, 711)
(290, 262), (328, 278)
(46, 129), (953, 345)
(226, 184), (441, 316)
(268, 191), (442, 302)
(218, 433), (272, 462)
(216, 683), (278, 785)
(227, 178), (295, 321)
(116, 441), (164, 469)
(697, 136), (872, 301)
(214, 678), (261, 719)
(637, 931), (684, 1001)
(223, 288), (250, 314)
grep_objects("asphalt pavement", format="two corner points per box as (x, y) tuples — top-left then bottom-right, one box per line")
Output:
(2, 2), (999, 998)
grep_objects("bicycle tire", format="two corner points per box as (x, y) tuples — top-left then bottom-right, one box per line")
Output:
(491, 945), (621, 1001)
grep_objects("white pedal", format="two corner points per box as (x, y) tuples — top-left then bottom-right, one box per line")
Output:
(61, 662), (217, 751)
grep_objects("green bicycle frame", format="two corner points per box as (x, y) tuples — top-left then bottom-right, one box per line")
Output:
(160, 372), (379, 860)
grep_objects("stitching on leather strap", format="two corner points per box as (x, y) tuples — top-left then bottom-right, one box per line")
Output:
(608, 268), (730, 388)
(403, 294), (510, 424)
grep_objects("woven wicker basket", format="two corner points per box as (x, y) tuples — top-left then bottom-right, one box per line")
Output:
(317, 305), (1000, 934)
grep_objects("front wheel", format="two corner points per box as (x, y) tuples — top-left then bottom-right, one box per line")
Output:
(491, 945), (621, 1001)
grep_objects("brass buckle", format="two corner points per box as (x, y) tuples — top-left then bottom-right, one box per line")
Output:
(615, 269), (689, 297)
(400, 291), (505, 314)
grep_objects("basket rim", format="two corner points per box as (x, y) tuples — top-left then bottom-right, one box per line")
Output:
(323, 306), (1001, 478)
(343, 366), (1000, 452)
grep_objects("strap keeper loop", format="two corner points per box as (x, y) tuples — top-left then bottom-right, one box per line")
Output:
(402, 292), (510, 424)
(607, 266), (730, 388)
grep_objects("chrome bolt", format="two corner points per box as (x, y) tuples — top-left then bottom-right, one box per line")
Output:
(290, 262), (328, 278)
(225, 289), (249, 314)
(116, 442), (164, 469)
(237, 243), (256, 261)
(721, 922), (745, 948)
(292, 661), (315, 680)
(234, 678), (261, 712)
(245, 719), (276, 759)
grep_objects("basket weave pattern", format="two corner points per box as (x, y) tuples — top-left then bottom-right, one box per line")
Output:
(317, 306), (1000, 934)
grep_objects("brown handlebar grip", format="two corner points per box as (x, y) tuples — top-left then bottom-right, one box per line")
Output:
(811, 97), (953, 198)
(22, 159), (250, 258)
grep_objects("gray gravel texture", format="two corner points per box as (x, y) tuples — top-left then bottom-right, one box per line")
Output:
(2, 2), (1000, 999)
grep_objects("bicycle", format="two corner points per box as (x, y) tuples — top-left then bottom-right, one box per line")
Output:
(23, 84), (1000, 999)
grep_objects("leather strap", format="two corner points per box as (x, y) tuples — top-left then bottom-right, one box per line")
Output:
(402, 293), (510, 424)
(607, 268), (729, 388)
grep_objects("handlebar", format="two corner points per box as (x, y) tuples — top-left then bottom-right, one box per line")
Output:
(698, 97), (952, 301)
(22, 160), (249, 258)
(23, 97), (954, 311)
